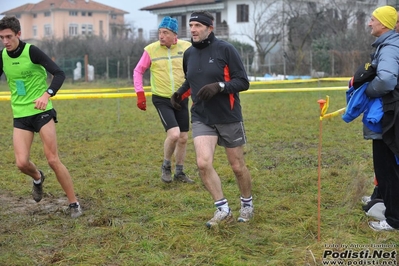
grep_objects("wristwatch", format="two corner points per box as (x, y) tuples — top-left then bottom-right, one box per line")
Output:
(219, 82), (225, 92)
(46, 88), (55, 97)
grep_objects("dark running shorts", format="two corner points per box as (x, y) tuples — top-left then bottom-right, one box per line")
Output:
(192, 121), (247, 148)
(13, 109), (58, 133)
(152, 94), (189, 132)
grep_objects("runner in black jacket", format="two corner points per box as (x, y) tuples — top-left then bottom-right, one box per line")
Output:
(171, 11), (253, 228)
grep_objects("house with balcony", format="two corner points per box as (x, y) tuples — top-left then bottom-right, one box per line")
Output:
(140, 0), (296, 75)
(140, 0), (285, 76)
(141, 0), (252, 43)
(141, 0), (390, 48)
(141, 0), (393, 77)
(0, 0), (129, 42)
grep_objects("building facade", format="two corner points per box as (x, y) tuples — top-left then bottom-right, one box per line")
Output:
(141, 0), (251, 42)
(0, 0), (129, 41)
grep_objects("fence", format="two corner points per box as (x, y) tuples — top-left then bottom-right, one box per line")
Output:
(56, 55), (144, 83)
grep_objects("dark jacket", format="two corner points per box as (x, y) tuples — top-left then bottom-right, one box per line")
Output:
(177, 32), (249, 125)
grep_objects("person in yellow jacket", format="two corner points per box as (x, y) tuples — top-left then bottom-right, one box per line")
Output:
(133, 16), (193, 183)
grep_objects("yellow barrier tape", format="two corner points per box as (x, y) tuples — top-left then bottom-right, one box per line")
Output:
(322, 108), (346, 119)
(0, 85), (347, 95)
(249, 77), (350, 85)
(0, 87), (348, 100)
(0, 92), (153, 101)
(244, 87), (346, 93)
(0, 75), (350, 100)
(0, 87), (141, 95)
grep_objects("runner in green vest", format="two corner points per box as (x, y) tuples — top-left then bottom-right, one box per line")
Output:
(0, 16), (82, 218)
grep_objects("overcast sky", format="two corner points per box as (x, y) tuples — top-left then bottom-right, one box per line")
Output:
(0, 0), (165, 35)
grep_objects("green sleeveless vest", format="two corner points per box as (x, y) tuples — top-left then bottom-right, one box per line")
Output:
(2, 43), (53, 118)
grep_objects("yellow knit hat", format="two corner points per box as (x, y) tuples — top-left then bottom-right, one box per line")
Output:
(372, 6), (397, 30)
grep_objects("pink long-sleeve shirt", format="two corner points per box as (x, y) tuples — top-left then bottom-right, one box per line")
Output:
(133, 51), (151, 93)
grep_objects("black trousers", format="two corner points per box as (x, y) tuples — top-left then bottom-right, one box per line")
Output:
(373, 139), (399, 228)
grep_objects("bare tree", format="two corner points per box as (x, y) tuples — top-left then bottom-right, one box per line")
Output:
(283, 0), (328, 75)
(281, 0), (375, 76)
(38, 37), (58, 59)
(324, 0), (377, 75)
(240, 0), (284, 75)
(36, 35), (150, 80)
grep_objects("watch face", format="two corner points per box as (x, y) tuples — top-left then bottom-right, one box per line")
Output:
(48, 89), (54, 94)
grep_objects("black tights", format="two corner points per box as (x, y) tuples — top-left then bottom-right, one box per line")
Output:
(373, 139), (399, 228)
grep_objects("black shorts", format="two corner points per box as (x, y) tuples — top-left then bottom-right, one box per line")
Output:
(13, 109), (58, 133)
(152, 95), (189, 132)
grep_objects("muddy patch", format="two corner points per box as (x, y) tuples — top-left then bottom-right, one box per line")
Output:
(0, 190), (70, 216)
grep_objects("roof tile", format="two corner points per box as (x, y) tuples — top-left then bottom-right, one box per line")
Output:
(2, 0), (128, 15)
(141, 0), (216, 10)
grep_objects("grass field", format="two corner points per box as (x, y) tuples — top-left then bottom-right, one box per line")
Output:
(0, 80), (398, 265)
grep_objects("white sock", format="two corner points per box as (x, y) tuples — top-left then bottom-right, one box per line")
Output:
(215, 198), (229, 213)
(240, 196), (253, 207)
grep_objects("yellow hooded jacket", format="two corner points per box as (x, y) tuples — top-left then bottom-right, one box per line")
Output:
(145, 39), (191, 98)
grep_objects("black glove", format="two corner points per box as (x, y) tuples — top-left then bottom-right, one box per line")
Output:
(170, 92), (182, 110)
(197, 82), (222, 101)
(351, 62), (376, 89)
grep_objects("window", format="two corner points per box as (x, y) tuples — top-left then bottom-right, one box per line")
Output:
(44, 24), (51, 36)
(69, 11), (78, 16)
(181, 15), (187, 36)
(33, 26), (37, 37)
(16, 14), (21, 19)
(111, 26), (117, 38)
(33, 14), (37, 18)
(87, 24), (93, 35)
(111, 14), (117, 19)
(81, 24), (93, 35)
(82, 12), (86, 16)
(237, 4), (249, 22)
(88, 12), (92, 16)
(44, 11), (51, 17)
(69, 24), (78, 36)
(216, 12), (222, 24)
